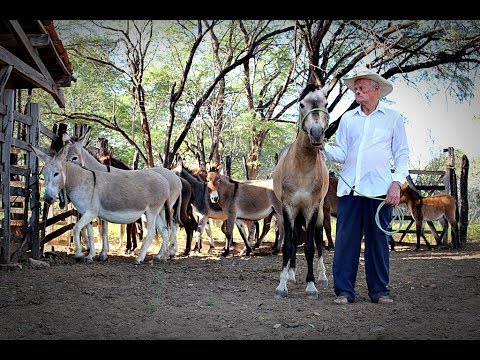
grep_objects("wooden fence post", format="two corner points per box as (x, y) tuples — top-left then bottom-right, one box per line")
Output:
(27, 102), (40, 259)
(459, 154), (469, 246)
(1, 90), (14, 263)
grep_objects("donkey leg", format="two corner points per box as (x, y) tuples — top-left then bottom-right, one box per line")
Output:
(204, 220), (215, 252)
(73, 211), (97, 263)
(135, 211), (158, 265)
(155, 209), (174, 262)
(275, 209), (294, 298)
(97, 219), (109, 261)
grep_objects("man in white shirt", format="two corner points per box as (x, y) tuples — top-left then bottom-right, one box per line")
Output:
(323, 69), (409, 305)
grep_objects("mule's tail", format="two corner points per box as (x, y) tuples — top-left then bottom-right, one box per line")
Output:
(173, 193), (184, 228)
(164, 201), (172, 229)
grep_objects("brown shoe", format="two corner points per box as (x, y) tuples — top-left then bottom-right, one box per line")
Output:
(334, 296), (349, 305)
(377, 296), (393, 304)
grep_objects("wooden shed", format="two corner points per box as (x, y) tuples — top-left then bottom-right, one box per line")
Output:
(0, 20), (74, 264)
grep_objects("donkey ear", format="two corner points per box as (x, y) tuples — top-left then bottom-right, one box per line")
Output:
(62, 132), (71, 144)
(322, 82), (330, 96)
(30, 145), (52, 163)
(78, 127), (92, 147)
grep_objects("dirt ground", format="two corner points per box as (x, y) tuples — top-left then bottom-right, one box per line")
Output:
(1, 233), (479, 346)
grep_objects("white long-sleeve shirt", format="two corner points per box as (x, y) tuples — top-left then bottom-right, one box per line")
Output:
(323, 102), (410, 197)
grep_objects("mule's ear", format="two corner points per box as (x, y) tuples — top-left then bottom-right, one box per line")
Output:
(296, 84), (304, 95)
(30, 145), (52, 163)
(322, 82), (330, 96)
(78, 127), (92, 147)
(62, 132), (71, 144)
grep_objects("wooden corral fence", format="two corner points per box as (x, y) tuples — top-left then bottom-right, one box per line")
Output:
(0, 19), (74, 264)
(0, 90), (81, 264)
(394, 147), (469, 247)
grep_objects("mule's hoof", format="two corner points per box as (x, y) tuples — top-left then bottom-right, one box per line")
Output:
(318, 279), (328, 288)
(221, 250), (229, 257)
(85, 257), (94, 264)
(306, 290), (319, 299)
(98, 255), (108, 262)
(183, 250), (190, 256)
(153, 256), (166, 263)
(275, 289), (288, 298)
(74, 255), (85, 263)
(133, 259), (142, 265)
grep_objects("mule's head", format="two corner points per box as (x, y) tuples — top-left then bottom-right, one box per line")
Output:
(297, 83), (330, 148)
(62, 128), (91, 166)
(31, 146), (68, 205)
(206, 171), (221, 203)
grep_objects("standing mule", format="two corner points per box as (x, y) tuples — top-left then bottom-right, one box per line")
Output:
(30, 145), (171, 265)
(206, 171), (285, 257)
(172, 159), (254, 255)
(399, 181), (461, 251)
(62, 129), (183, 262)
(272, 83), (330, 299)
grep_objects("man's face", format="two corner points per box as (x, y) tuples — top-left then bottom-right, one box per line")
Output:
(353, 78), (379, 105)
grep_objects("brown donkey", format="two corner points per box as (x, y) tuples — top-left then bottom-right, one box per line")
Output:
(399, 182), (460, 251)
(206, 171), (284, 257)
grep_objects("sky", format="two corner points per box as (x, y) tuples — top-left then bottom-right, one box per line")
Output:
(330, 79), (480, 169)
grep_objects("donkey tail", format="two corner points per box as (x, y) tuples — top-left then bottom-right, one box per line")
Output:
(173, 193), (184, 228)
(164, 201), (172, 229)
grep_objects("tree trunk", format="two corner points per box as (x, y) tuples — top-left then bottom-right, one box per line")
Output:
(135, 85), (154, 167)
(246, 128), (269, 180)
(459, 154), (469, 246)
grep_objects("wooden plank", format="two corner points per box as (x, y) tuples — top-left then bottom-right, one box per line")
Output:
(0, 45), (64, 107)
(0, 34), (49, 48)
(40, 223), (75, 246)
(9, 220), (24, 227)
(1, 90), (14, 264)
(409, 170), (445, 175)
(9, 180), (25, 187)
(0, 103), (5, 115)
(27, 102), (40, 259)
(0, 132), (4, 142)
(10, 165), (30, 177)
(38, 208), (75, 228)
(0, 64), (13, 95)
(39, 122), (57, 141)
(13, 111), (33, 126)
(415, 185), (445, 192)
(11, 137), (30, 151)
(8, 21), (66, 108)
(0, 207), (25, 214)
(10, 187), (28, 197)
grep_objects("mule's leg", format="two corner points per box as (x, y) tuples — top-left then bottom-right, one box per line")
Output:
(118, 223), (126, 252)
(416, 221), (431, 251)
(275, 208), (294, 298)
(222, 217), (236, 257)
(304, 213), (319, 299)
(314, 222), (328, 288)
(323, 206), (334, 251)
(237, 220), (254, 257)
(135, 210), (160, 265)
(96, 219), (110, 261)
(167, 221), (179, 259)
(255, 213), (273, 248)
(426, 220), (442, 248)
(72, 211), (97, 263)
(85, 223), (95, 262)
(446, 215), (460, 250)
(126, 223), (133, 253)
(155, 208), (175, 262)
(272, 212), (285, 255)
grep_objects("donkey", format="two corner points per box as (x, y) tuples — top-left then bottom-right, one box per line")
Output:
(172, 159), (253, 255)
(31, 145), (171, 265)
(98, 148), (197, 256)
(62, 129), (183, 262)
(272, 83), (330, 299)
(206, 171), (285, 257)
(399, 181), (460, 251)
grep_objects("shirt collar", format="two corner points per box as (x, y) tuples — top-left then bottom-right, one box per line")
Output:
(353, 102), (387, 116)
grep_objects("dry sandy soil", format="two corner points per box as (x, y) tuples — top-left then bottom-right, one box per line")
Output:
(1, 233), (479, 349)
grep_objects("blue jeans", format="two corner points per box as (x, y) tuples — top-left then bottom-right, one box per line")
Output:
(333, 193), (393, 303)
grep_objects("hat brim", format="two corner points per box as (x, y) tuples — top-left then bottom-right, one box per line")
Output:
(344, 72), (393, 98)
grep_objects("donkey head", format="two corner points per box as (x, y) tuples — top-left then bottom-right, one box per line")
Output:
(206, 171), (222, 203)
(62, 127), (92, 166)
(31, 145), (68, 205)
(297, 83), (330, 148)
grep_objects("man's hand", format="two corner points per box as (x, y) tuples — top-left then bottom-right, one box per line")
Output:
(386, 181), (401, 206)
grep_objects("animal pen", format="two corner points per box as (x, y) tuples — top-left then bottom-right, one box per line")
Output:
(0, 19), (75, 264)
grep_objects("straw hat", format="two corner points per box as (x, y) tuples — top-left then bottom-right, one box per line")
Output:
(343, 69), (393, 98)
